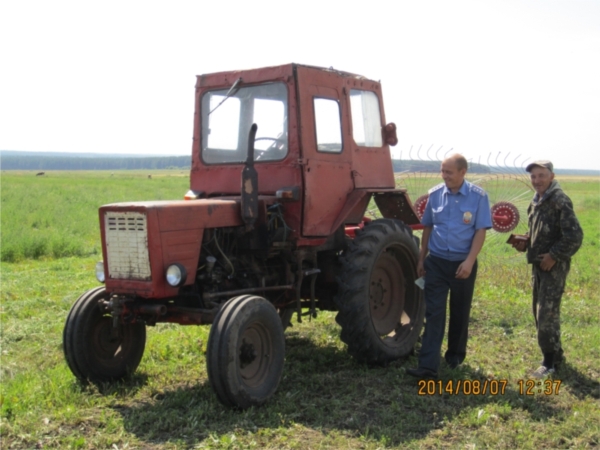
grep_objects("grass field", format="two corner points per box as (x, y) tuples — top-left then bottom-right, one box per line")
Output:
(0, 171), (190, 262)
(1, 170), (599, 449)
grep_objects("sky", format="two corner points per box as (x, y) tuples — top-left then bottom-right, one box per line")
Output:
(1, 0), (599, 171)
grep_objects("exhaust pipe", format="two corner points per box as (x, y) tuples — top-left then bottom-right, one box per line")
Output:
(241, 123), (259, 230)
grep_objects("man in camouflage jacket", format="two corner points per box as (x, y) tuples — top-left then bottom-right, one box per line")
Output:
(513, 160), (583, 378)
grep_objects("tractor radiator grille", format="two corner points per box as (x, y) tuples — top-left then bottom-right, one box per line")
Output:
(104, 211), (151, 280)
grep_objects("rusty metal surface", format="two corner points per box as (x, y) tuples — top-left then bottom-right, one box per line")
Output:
(160, 306), (219, 325)
(202, 284), (295, 300)
(159, 229), (203, 285)
(302, 161), (354, 236)
(372, 191), (421, 226)
(102, 199), (243, 231)
(108, 296), (218, 326)
(101, 199), (241, 298)
(100, 195), (293, 298)
(329, 190), (372, 234)
(296, 67), (355, 236)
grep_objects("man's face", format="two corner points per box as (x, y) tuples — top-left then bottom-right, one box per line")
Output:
(529, 166), (555, 196)
(441, 160), (467, 192)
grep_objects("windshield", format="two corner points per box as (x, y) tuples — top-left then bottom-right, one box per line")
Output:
(201, 82), (288, 164)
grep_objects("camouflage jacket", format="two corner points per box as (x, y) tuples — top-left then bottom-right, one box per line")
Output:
(526, 180), (583, 264)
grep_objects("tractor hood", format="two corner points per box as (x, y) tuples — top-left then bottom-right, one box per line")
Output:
(98, 199), (244, 298)
(100, 199), (244, 231)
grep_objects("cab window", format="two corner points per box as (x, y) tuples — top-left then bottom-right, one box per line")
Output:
(314, 97), (342, 153)
(350, 89), (382, 147)
(202, 82), (288, 164)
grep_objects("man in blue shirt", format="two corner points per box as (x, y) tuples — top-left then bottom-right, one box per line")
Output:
(407, 154), (492, 379)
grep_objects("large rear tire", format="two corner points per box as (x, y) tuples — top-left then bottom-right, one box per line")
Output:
(207, 295), (285, 409)
(335, 219), (424, 365)
(63, 287), (146, 382)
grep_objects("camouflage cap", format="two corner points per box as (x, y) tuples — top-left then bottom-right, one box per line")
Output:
(526, 160), (553, 173)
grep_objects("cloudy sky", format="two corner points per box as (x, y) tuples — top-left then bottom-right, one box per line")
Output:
(1, 0), (599, 170)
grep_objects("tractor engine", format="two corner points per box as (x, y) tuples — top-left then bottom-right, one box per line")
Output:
(196, 224), (295, 310)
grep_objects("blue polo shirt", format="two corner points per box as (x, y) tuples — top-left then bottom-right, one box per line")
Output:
(421, 180), (492, 261)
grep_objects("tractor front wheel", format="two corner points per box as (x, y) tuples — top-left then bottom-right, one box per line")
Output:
(63, 287), (146, 382)
(335, 219), (424, 365)
(207, 295), (285, 409)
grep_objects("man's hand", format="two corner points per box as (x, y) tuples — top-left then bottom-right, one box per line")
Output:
(417, 259), (426, 278)
(539, 253), (556, 271)
(456, 259), (475, 279)
(512, 240), (527, 252)
(508, 234), (528, 252)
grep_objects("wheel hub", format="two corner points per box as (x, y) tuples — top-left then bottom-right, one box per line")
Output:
(93, 318), (123, 359)
(370, 279), (387, 310)
(370, 252), (405, 336)
(239, 338), (257, 368)
(238, 324), (271, 387)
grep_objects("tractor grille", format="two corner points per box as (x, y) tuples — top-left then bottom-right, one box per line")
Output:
(104, 211), (151, 280)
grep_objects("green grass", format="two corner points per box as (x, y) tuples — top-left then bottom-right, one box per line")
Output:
(0, 171), (189, 262)
(1, 172), (599, 449)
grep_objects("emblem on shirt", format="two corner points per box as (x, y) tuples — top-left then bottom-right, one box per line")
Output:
(463, 211), (473, 224)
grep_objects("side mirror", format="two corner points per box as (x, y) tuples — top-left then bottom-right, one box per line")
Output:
(383, 122), (398, 146)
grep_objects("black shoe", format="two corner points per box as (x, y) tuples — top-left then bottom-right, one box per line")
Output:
(539, 356), (565, 372)
(406, 367), (438, 379)
(446, 358), (461, 369)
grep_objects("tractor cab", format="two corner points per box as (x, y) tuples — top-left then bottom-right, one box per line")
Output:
(189, 64), (414, 240)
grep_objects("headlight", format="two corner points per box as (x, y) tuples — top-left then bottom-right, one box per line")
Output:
(95, 261), (105, 283)
(166, 264), (187, 287)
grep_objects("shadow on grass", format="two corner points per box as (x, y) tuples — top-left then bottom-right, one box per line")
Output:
(438, 364), (568, 421)
(558, 362), (600, 400)
(107, 331), (597, 448)
(74, 372), (150, 397)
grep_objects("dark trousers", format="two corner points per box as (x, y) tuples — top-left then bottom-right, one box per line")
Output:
(532, 260), (569, 363)
(418, 254), (478, 372)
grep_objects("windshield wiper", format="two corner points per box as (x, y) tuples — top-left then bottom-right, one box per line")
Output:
(208, 77), (243, 115)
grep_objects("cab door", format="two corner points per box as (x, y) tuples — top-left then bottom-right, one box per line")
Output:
(296, 66), (354, 237)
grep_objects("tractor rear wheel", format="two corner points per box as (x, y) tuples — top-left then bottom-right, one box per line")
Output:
(207, 295), (285, 409)
(63, 287), (146, 382)
(335, 219), (424, 365)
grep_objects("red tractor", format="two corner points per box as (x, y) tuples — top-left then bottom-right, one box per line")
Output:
(63, 64), (425, 409)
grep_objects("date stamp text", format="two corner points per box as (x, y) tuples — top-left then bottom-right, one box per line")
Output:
(417, 379), (561, 396)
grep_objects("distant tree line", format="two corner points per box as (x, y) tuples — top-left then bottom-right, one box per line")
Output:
(0, 155), (504, 174)
(1, 156), (192, 170)
(391, 159), (491, 173)
(1, 153), (594, 175)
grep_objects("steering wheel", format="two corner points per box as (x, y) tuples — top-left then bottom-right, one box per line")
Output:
(255, 137), (284, 146)
(254, 136), (286, 161)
